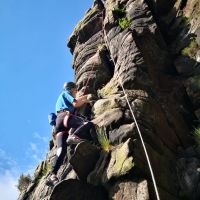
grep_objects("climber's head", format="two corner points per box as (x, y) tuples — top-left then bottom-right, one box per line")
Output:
(63, 82), (76, 91)
(63, 82), (78, 96)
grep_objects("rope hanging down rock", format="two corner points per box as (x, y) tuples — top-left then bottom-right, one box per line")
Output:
(118, 78), (161, 200)
(102, 9), (161, 200)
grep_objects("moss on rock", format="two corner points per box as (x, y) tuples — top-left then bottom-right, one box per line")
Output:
(181, 39), (198, 57)
(106, 139), (134, 181)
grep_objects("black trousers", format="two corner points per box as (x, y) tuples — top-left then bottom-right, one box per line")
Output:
(51, 133), (67, 174)
(51, 114), (96, 174)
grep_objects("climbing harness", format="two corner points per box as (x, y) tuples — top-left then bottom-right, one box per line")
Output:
(102, 11), (161, 200)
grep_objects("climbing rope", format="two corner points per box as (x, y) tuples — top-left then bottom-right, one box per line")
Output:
(79, 7), (160, 199)
(118, 77), (160, 200)
(102, 12), (161, 200)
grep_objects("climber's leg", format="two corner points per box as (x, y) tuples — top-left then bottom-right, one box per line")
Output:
(47, 131), (67, 186)
(66, 115), (95, 144)
(72, 121), (94, 140)
(51, 132), (68, 174)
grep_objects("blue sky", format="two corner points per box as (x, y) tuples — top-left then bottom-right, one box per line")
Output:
(0, 0), (93, 199)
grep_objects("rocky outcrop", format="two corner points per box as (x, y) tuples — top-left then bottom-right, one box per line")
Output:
(177, 145), (200, 199)
(50, 179), (108, 200)
(18, 0), (200, 199)
(109, 180), (149, 200)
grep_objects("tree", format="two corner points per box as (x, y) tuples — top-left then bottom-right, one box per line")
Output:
(17, 174), (32, 192)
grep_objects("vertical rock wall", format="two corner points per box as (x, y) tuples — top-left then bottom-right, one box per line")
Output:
(18, 0), (200, 200)
(67, 0), (193, 199)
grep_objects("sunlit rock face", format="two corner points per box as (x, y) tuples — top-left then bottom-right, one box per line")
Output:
(18, 0), (200, 200)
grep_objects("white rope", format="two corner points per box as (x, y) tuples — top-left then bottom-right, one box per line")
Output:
(118, 78), (160, 200)
(102, 19), (160, 199)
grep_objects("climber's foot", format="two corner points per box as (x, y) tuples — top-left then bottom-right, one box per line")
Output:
(67, 134), (86, 145)
(45, 174), (59, 187)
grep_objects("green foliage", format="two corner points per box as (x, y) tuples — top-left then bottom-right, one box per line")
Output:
(119, 17), (131, 30)
(194, 128), (200, 145)
(98, 86), (112, 97)
(181, 39), (198, 57)
(113, 5), (126, 18)
(113, 5), (131, 30)
(181, 17), (191, 26)
(17, 174), (32, 192)
(96, 126), (111, 152)
(98, 81), (117, 97)
(34, 162), (52, 185)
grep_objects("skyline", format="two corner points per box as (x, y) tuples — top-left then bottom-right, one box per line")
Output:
(0, 0), (93, 199)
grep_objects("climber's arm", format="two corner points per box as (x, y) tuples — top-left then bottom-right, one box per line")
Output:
(72, 95), (89, 108)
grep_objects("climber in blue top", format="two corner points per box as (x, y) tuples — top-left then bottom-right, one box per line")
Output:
(46, 82), (95, 186)
(55, 88), (76, 114)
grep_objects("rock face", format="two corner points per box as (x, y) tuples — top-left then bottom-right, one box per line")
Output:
(18, 0), (200, 200)
(109, 180), (149, 200)
(50, 179), (108, 200)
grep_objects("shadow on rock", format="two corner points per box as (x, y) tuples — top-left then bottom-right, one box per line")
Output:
(50, 179), (108, 200)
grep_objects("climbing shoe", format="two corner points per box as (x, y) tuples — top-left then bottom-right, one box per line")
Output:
(45, 174), (59, 187)
(66, 134), (86, 145)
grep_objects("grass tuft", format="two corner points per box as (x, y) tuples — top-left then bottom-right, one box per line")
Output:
(34, 162), (52, 185)
(181, 39), (198, 57)
(96, 127), (111, 152)
(113, 5), (131, 30)
(17, 174), (32, 192)
(119, 17), (131, 30)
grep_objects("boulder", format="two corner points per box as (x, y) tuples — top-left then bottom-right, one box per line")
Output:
(93, 94), (122, 116)
(92, 108), (123, 127)
(69, 142), (100, 180)
(50, 179), (108, 200)
(102, 138), (134, 183)
(88, 139), (134, 185)
(109, 180), (149, 200)
(109, 123), (136, 145)
(87, 151), (110, 185)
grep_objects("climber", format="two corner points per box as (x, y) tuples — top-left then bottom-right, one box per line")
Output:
(46, 81), (95, 186)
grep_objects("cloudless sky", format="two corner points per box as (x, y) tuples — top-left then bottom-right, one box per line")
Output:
(0, 0), (93, 199)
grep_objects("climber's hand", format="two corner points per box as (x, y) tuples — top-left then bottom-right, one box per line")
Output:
(87, 100), (96, 106)
(86, 94), (97, 101)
